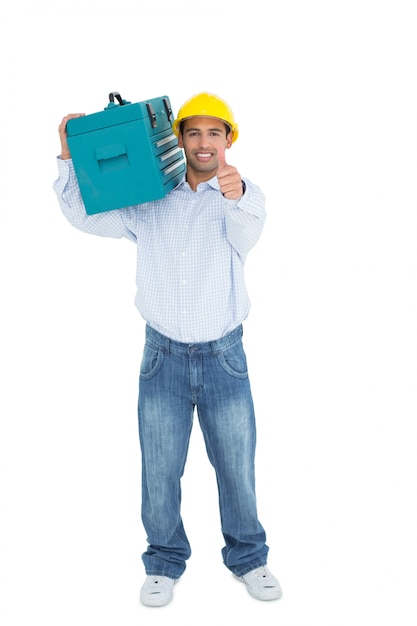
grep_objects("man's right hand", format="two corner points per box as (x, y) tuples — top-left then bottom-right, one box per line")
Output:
(58, 113), (85, 160)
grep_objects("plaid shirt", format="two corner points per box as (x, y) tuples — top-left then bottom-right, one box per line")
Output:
(54, 158), (266, 342)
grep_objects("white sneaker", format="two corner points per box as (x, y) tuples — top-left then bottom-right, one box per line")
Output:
(140, 575), (178, 607)
(235, 566), (282, 601)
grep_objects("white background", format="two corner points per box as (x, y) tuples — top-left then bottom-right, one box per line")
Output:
(1, 1), (416, 624)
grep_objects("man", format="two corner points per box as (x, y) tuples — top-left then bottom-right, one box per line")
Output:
(54, 92), (282, 606)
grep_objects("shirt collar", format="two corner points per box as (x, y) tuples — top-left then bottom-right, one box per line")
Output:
(176, 174), (219, 192)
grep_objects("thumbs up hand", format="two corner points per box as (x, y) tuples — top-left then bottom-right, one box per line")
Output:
(216, 146), (245, 200)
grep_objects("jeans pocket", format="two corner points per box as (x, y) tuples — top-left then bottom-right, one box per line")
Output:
(140, 344), (165, 379)
(217, 340), (249, 379)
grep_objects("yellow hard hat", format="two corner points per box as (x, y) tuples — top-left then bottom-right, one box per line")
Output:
(172, 92), (239, 143)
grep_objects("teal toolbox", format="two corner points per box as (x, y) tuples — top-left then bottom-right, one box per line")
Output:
(66, 92), (186, 215)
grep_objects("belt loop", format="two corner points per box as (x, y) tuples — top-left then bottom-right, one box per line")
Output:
(210, 337), (219, 356)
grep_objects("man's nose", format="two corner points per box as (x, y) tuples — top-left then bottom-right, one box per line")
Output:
(197, 133), (211, 148)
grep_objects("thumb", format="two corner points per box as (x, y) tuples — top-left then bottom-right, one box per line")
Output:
(217, 146), (227, 170)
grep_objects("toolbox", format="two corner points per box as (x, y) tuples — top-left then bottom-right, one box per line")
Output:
(66, 92), (185, 214)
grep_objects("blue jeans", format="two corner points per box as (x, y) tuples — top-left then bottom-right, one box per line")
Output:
(138, 324), (269, 579)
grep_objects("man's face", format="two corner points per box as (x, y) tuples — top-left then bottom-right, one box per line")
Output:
(178, 116), (232, 178)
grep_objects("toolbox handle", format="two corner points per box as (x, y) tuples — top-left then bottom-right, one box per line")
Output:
(95, 142), (127, 162)
(108, 92), (125, 106)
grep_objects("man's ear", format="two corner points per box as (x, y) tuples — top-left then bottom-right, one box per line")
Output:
(177, 133), (184, 148)
(226, 133), (233, 149)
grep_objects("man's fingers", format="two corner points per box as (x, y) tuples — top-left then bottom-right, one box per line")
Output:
(59, 113), (85, 134)
(58, 113), (85, 160)
(217, 146), (227, 169)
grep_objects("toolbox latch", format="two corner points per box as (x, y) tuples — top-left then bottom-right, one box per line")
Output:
(147, 103), (157, 128)
(163, 98), (173, 122)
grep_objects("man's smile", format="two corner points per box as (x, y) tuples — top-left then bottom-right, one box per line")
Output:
(194, 152), (214, 162)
